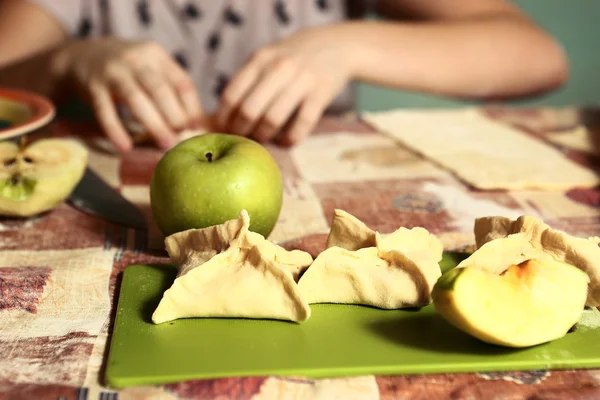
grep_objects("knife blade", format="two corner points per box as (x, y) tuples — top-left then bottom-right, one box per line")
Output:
(68, 167), (147, 231)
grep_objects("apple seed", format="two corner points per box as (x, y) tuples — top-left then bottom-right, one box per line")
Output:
(9, 173), (22, 185)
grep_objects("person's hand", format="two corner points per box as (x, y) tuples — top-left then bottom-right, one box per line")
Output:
(215, 25), (357, 146)
(62, 38), (203, 152)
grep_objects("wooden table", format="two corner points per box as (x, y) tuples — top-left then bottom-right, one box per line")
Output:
(2, 106), (600, 399)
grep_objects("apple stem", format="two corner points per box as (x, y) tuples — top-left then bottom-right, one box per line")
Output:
(18, 136), (27, 153)
(205, 152), (213, 162)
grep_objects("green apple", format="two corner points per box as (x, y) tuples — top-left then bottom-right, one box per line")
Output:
(432, 258), (589, 348)
(150, 133), (283, 238)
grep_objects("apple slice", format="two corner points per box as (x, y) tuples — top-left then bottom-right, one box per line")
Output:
(432, 258), (589, 348)
(0, 138), (88, 217)
(474, 215), (600, 307)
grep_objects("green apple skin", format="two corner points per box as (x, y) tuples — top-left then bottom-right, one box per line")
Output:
(150, 133), (283, 238)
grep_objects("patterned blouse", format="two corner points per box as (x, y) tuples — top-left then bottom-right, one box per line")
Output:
(29, 0), (376, 113)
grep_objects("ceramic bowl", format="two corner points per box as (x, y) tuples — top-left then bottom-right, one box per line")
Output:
(0, 88), (55, 140)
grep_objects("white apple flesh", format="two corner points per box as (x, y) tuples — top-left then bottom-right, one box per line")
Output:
(0, 138), (88, 217)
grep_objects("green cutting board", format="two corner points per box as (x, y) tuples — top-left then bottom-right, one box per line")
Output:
(105, 253), (600, 388)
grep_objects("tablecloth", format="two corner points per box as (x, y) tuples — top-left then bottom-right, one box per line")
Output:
(2, 106), (600, 400)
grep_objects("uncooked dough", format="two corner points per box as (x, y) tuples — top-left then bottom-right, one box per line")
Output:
(362, 108), (599, 190)
(153, 210), (313, 324)
(298, 209), (443, 309)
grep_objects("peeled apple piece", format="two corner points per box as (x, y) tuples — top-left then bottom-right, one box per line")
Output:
(474, 215), (600, 307)
(0, 138), (88, 217)
(432, 258), (589, 348)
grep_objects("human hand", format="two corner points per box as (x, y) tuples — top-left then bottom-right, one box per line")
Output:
(62, 38), (203, 152)
(215, 25), (356, 146)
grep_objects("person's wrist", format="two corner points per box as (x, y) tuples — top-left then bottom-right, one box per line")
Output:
(332, 22), (374, 81)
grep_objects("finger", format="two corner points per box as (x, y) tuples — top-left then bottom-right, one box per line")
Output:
(215, 48), (276, 129)
(162, 56), (204, 127)
(108, 70), (176, 150)
(278, 89), (331, 147)
(88, 82), (133, 153)
(229, 57), (298, 137)
(251, 71), (313, 143)
(134, 65), (188, 131)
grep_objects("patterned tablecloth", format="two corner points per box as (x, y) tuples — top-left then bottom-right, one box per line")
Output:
(2, 106), (600, 400)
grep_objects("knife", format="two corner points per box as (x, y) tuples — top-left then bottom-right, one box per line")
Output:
(68, 167), (148, 231)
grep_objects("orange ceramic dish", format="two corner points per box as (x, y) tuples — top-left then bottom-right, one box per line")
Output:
(0, 88), (55, 140)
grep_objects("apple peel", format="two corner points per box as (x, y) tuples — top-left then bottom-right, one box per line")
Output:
(298, 209), (443, 309)
(153, 210), (313, 324)
(470, 215), (600, 306)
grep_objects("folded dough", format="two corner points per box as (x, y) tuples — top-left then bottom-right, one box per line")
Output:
(326, 209), (377, 250)
(460, 215), (600, 306)
(152, 245), (311, 323)
(164, 210), (313, 281)
(298, 209), (443, 309)
(164, 212), (247, 276)
(152, 210), (313, 324)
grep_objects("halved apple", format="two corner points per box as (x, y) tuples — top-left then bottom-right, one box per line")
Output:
(0, 138), (88, 217)
(432, 258), (589, 348)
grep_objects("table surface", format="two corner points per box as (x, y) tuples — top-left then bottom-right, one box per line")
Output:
(2, 106), (600, 400)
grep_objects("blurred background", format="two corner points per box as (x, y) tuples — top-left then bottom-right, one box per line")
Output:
(51, 0), (600, 121)
(357, 0), (600, 111)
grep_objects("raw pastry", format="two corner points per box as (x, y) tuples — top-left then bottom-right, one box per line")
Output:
(326, 209), (376, 250)
(165, 210), (313, 280)
(362, 108), (599, 190)
(460, 215), (600, 306)
(164, 212), (247, 276)
(298, 209), (443, 308)
(546, 125), (598, 154)
(152, 210), (313, 324)
(152, 244), (311, 323)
